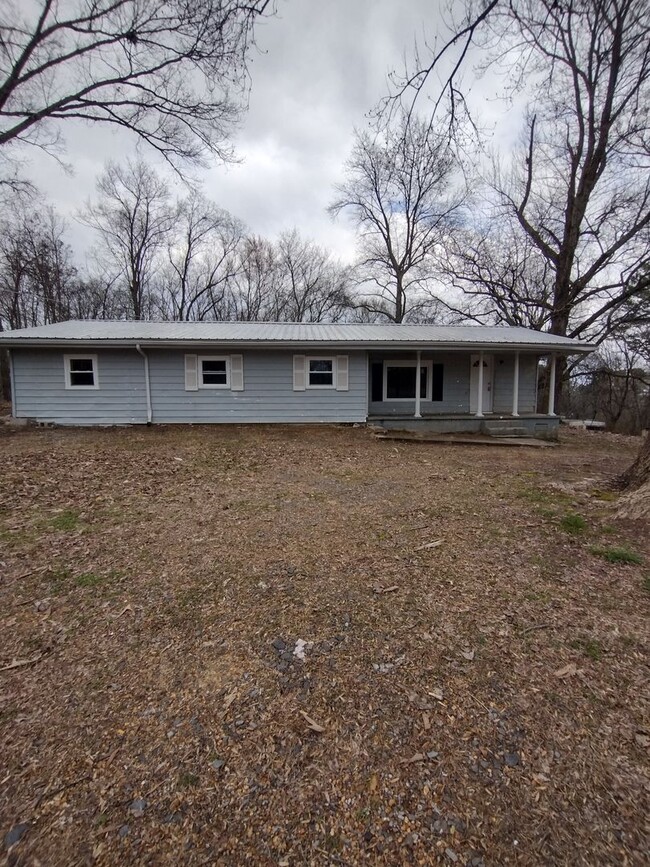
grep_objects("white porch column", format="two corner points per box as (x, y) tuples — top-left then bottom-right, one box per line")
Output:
(547, 354), (557, 416)
(512, 351), (520, 417)
(475, 350), (484, 417)
(414, 350), (422, 418)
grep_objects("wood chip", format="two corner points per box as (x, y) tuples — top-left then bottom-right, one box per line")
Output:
(223, 690), (237, 710)
(299, 710), (325, 733)
(553, 662), (581, 678)
(414, 539), (443, 551)
(400, 752), (426, 764)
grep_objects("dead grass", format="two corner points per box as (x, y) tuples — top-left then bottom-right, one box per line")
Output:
(0, 424), (648, 866)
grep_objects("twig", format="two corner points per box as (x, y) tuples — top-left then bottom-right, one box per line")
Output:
(34, 774), (92, 808)
(414, 539), (443, 551)
(521, 623), (552, 635)
(314, 847), (351, 866)
(0, 653), (43, 672)
(469, 692), (491, 713)
(13, 566), (49, 582)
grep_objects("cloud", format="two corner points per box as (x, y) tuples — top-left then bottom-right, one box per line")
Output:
(16, 0), (509, 265)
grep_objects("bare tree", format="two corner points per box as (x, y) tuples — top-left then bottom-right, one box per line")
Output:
(437, 219), (555, 330)
(80, 160), (173, 319)
(0, 0), (271, 175)
(569, 337), (650, 433)
(393, 0), (650, 383)
(227, 235), (283, 321)
(330, 111), (463, 322)
(274, 230), (351, 323)
(160, 193), (243, 321)
(68, 274), (127, 321)
(0, 206), (78, 329)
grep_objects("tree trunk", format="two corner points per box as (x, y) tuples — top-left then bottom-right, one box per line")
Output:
(618, 433), (650, 491)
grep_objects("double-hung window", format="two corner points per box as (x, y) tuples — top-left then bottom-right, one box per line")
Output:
(307, 357), (335, 388)
(199, 356), (229, 388)
(64, 355), (98, 389)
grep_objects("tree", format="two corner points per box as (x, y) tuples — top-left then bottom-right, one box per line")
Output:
(394, 0), (650, 394)
(0, 0), (270, 175)
(0, 206), (77, 330)
(330, 112), (462, 322)
(160, 193), (243, 321)
(227, 235), (283, 321)
(567, 337), (650, 433)
(80, 160), (173, 319)
(274, 230), (351, 323)
(437, 220), (554, 331)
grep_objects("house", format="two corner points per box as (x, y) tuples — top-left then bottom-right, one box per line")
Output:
(0, 321), (595, 437)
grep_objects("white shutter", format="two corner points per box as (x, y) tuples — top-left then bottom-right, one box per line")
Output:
(184, 354), (199, 391)
(230, 354), (244, 391)
(293, 354), (306, 391)
(336, 355), (349, 391)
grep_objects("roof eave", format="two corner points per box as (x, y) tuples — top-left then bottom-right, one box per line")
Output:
(0, 337), (596, 354)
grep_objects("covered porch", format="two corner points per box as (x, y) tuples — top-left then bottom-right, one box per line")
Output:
(367, 349), (561, 439)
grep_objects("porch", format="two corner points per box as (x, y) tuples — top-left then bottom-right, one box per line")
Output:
(367, 349), (560, 439)
(367, 412), (560, 440)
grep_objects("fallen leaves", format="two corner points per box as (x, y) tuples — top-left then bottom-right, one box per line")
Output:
(400, 752), (426, 764)
(222, 690), (237, 711)
(0, 424), (647, 867)
(299, 710), (325, 733)
(553, 662), (583, 678)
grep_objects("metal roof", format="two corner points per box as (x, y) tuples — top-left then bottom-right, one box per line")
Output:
(0, 320), (595, 353)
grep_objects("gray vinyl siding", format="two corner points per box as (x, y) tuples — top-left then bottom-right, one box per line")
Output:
(492, 354), (538, 414)
(11, 345), (538, 426)
(148, 349), (367, 423)
(12, 348), (148, 425)
(11, 347), (367, 425)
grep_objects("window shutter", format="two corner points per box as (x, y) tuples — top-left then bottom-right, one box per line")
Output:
(371, 362), (383, 402)
(336, 355), (349, 391)
(230, 354), (244, 391)
(184, 354), (199, 391)
(431, 363), (444, 402)
(293, 355), (306, 391)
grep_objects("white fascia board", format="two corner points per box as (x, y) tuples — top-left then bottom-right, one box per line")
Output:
(0, 338), (596, 354)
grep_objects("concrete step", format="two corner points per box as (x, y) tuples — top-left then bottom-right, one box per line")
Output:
(481, 422), (530, 438)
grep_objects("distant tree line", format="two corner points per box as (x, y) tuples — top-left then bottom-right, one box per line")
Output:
(0, 160), (354, 333)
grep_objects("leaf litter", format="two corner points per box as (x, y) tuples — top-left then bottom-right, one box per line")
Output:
(0, 423), (647, 865)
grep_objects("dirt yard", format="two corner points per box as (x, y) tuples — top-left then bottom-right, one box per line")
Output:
(0, 424), (648, 866)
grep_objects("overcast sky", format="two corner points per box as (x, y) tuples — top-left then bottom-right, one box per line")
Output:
(24, 0), (521, 266)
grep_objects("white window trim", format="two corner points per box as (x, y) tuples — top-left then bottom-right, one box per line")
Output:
(383, 359), (433, 402)
(306, 356), (336, 390)
(198, 355), (230, 389)
(64, 354), (99, 390)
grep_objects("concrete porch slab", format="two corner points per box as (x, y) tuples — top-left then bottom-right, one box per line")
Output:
(373, 430), (557, 448)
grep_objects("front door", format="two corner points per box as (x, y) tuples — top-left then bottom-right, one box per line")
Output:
(470, 354), (494, 413)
